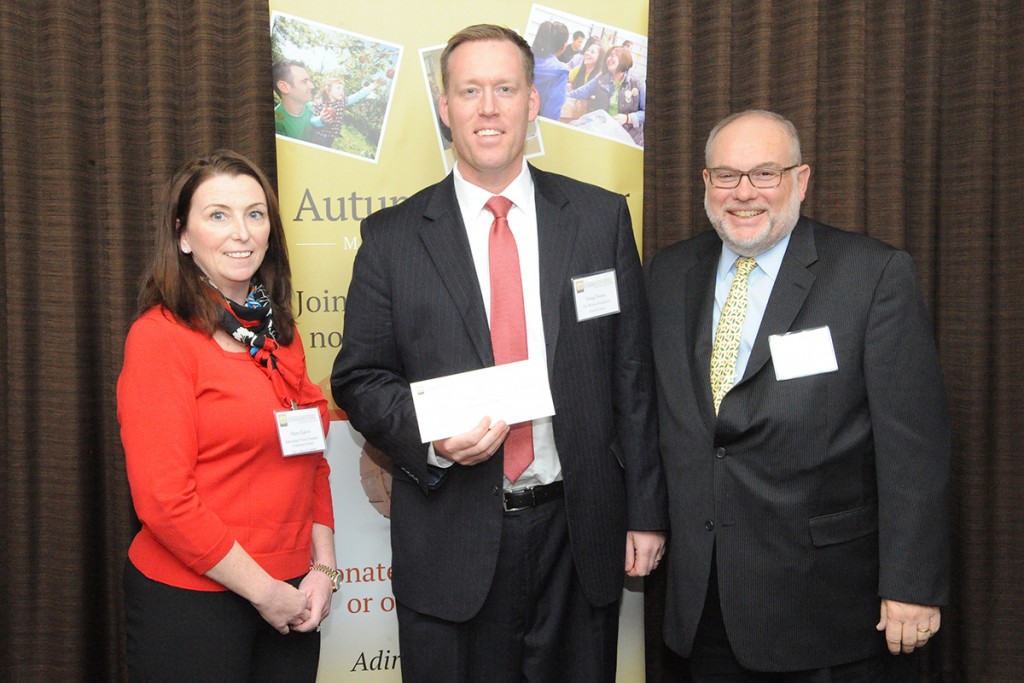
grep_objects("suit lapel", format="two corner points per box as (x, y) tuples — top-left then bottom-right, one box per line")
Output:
(533, 168), (577, 370)
(739, 218), (818, 384)
(418, 176), (494, 366)
(688, 241), (721, 429)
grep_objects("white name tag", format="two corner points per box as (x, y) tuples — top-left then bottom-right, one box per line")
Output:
(572, 269), (620, 322)
(275, 407), (327, 457)
(769, 326), (839, 381)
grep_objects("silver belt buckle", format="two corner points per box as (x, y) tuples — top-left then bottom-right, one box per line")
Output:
(503, 487), (535, 512)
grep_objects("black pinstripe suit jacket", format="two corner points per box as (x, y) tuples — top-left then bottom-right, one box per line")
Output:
(332, 165), (668, 622)
(646, 216), (951, 671)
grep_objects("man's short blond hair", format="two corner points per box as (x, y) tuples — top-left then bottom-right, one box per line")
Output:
(440, 24), (534, 93)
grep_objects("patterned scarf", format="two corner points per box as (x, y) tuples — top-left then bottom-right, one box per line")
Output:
(209, 281), (328, 421)
(211, 282), (295, 408)
(215, 282), (280, 369)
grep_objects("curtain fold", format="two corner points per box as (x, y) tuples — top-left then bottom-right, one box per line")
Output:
(0, 2), (275, 679)
(644, 2), (1024, 681)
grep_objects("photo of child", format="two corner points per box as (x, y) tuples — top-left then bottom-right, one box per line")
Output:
(271, 11), (401, 161)
(308, 77), (386, 148)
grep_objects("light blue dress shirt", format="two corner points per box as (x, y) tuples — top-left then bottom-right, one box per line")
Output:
(712, 233), (792, 382)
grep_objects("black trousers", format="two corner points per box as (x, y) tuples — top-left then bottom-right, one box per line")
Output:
(396, 498), (620, 683)
(123, 560), (320, 683)
(687, 552), (896, 683)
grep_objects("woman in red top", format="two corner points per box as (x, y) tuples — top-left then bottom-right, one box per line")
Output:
(118, 150), (337, 681)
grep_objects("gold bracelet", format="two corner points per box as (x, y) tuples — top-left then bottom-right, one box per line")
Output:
(309, 562), (341, 592)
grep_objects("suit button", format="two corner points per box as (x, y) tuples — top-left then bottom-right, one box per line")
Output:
(715, 447), (726, 459)
(491, 486), (501, 496)
(705, 521), (715, 531)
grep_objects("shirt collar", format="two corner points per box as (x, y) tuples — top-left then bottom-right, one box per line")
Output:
(452, 159), (535, 219)
(717, 230), (792, 282)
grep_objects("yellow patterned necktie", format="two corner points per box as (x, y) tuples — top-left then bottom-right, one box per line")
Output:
(710, 257), (757, 414)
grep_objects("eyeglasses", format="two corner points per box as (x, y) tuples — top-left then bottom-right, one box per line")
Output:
(706, 165), (800, 189)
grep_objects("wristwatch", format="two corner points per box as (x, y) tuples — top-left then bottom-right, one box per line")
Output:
(309, 562), (341, 592)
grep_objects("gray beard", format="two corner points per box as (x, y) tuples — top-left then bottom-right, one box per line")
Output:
(705, 184), (802, 257)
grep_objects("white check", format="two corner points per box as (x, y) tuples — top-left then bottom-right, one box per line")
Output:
(409, 360), (555, 444)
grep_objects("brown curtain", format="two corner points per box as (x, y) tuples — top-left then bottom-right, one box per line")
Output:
(643, 1), (1024, 682)
(1, 1), (1021, 681)
(0, 2), (275, 680)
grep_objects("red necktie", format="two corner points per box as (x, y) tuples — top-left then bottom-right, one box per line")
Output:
(486, 196), (534, 483)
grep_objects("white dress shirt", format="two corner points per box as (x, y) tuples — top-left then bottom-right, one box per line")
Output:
(429, 160), (561, 491)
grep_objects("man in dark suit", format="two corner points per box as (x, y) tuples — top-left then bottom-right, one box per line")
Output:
(332, 24), (668, 683)
(646, 110), (951, 680)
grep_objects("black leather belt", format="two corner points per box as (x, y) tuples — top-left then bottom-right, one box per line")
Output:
(503, 481), (564, 512)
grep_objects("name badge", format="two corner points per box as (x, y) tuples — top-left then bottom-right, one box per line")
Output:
(769, 326), (839, 380)
(275, 406), (327, 457)
(572, 269), (620, 322)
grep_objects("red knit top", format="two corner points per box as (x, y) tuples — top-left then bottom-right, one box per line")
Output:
(117, 306), (334, 591)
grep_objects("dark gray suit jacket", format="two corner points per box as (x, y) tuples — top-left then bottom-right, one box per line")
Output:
(332, 165), (668, 622)
(646, 217), (951, 671)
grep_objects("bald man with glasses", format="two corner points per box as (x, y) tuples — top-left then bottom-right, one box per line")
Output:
(646, 110), (951, 680)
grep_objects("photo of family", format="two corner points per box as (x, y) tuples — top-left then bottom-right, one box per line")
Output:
(271, 12), (401, 161)
(524, 5), (648, 148)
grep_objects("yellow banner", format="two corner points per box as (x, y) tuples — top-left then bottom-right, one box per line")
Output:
(270, 2), (649, 679)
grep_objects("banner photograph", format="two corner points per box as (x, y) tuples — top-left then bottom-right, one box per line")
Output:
(270, 1), (649, 679)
